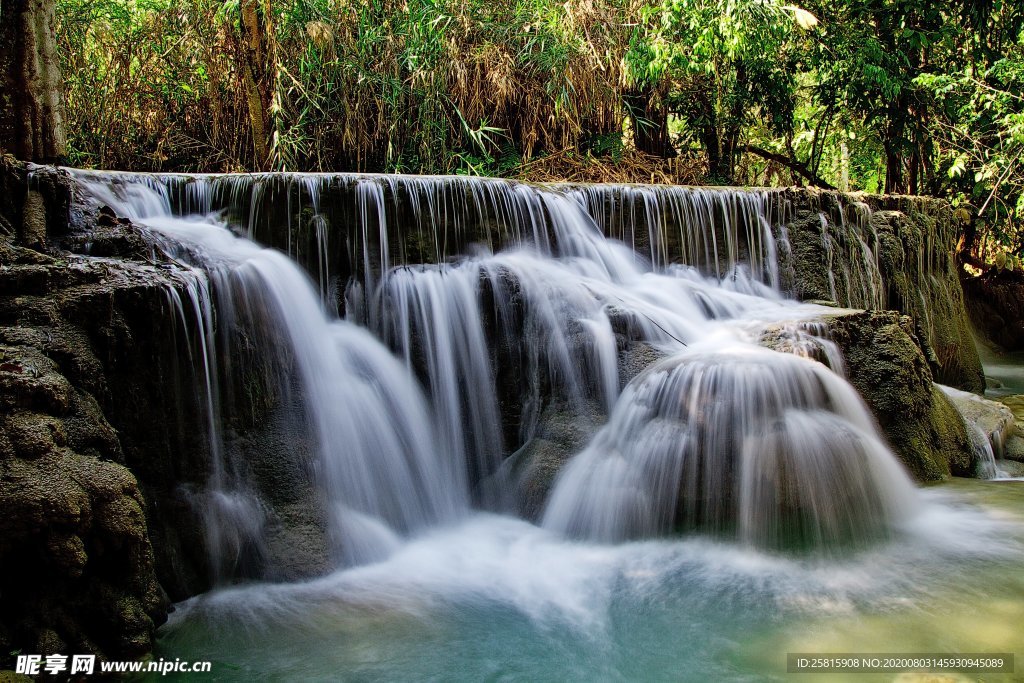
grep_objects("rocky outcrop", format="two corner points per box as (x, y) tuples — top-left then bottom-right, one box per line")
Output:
(0, 161), (174, 666)
(992, 395), (1024, 463)
(505, 400), (601, 521)
(818, 310), (974, 480)
(962, 270), (1024, 351)
(939, 386), (1015, 457)
(506, 342), (667, 520)
(772, 190), (983, 393)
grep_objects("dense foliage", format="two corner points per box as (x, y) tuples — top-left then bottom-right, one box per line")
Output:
(52, 0), (1024, 260)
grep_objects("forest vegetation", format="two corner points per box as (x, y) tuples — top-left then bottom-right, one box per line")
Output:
(4, 0), (1024, 265)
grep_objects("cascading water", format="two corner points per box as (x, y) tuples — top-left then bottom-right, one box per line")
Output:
(69, 168), (924, 563)
(542, 344), (916, 550)
(62, 169), (1024, 681)
(75, 175), (468, 571)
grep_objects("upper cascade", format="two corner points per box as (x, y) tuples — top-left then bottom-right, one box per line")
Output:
(68, 170), (785, 294)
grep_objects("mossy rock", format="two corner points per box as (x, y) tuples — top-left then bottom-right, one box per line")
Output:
(772, 189), (983, 393)
(822, 310), (973, 480)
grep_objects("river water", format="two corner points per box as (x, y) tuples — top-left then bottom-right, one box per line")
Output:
(150, 480), (1023, 682)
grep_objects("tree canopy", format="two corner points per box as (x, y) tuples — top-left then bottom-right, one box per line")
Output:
(20, 0), (1024, 262)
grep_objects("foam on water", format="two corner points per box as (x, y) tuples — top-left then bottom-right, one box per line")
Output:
(155, 485), (1024, 681)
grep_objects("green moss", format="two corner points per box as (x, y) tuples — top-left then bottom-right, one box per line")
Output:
(824, 311), (973, 481)
(930, 386), (974, 476)
(777, 190), (984, 393)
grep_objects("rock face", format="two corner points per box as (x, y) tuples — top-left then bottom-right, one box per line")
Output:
(505, 400), (602, 521)
(819, 311), (974, 480)
(939, 386), (1015, 456)
(773, 190), (983, 393)
(0, 158), (172, 666)
(506, 342), (668, 520)
(993, 395), (1024, 463)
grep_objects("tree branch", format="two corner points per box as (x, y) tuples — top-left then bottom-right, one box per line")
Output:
(741, 145), (837, 189)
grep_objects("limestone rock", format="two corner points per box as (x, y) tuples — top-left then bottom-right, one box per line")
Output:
(819, 310), (974, 480)
(774, 190), (983, 393)
(505, 399), (604, 521)
(0, 159), (175, 670)
(996, 459), (1024, 476)
(1004, 435), (1024, 462)
(938, 385), (1015, 456)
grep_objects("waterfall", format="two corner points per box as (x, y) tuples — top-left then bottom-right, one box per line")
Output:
(541, 345), (917, 550)
(68, 169), (925, 577)
(74, 174), (467, 572)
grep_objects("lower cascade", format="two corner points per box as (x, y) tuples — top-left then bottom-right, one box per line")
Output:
(543, 346), (917, 549)
(39, 169), (1022, 680)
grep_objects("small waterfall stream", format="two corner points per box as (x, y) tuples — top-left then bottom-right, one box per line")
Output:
(64, 170), (1024, 681)
(78, 177), (468, 571)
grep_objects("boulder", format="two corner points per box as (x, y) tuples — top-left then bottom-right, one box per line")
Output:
(817, 311), (974, 480)
(937, 385), (1015, 456)
(0, 338), (168, 667)
(504, 399), (604, 521)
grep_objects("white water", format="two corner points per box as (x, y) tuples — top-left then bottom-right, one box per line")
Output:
(542, 346), (917, 549)
(77, 176), (468, 570)
(70, 169), (927, 568)
(154, 484), (1024, 681)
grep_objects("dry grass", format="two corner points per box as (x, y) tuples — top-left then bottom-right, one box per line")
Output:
(56, 0), (654, 176)
(515, 147), (705, 185)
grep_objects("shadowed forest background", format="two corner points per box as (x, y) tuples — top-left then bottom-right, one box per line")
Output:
(14, 0), (1024, 264)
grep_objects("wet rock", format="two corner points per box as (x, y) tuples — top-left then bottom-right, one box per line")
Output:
(996, 459), (1024, 476)
(962, 270), (1024, 351)
(819, 310), (974, 480)
(776, 190), (983, 393)
(1, 159), (174, 669)
(63, 206), (150, 259)
(1004, 435), (1024, 462)
(505, 399), (604, 521)
(938, 386), (1015, 456)
(262, 500), (331, 581)
(994, 394), (1024, 427)
(617, 341), (668, 388)
(0, 443), (168, 665)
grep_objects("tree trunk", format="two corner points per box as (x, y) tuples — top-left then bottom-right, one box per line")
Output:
(624, 86), (675, 158)
(839, 138), (850, 192)
(238, 0), (273, 170)
(0, 0), (67, 163)
(884, 140), (905, 194)
(704, 127), (724, 181)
